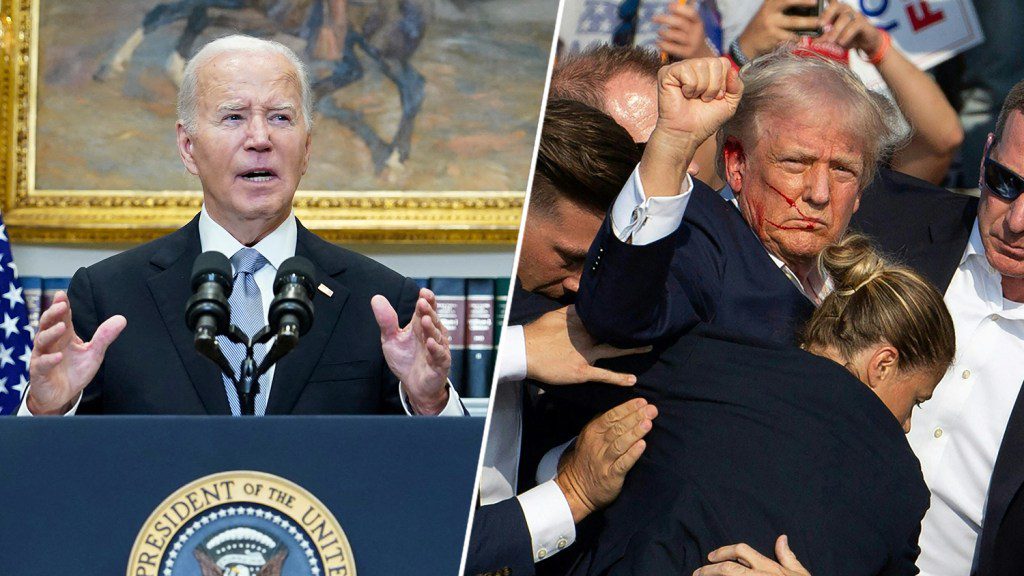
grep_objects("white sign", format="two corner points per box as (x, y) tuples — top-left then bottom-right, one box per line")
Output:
(846, 0), (984, 88)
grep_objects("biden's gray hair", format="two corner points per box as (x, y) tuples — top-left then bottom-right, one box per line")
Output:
(716, 46), (910, 186)
(177, 34), (314, 134)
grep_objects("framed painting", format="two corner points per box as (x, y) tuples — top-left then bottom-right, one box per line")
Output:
(0, 0), (555, 244)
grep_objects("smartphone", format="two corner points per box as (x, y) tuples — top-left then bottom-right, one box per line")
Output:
(784, 0), (826, 37)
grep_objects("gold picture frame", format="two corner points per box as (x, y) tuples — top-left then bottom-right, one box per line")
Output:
(0, 0), (540, 245)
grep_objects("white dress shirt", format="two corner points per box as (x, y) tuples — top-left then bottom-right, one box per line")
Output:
(479, 325), (576, 562)
(20, 207), (463, 416)
(908, 224), (1024, 575)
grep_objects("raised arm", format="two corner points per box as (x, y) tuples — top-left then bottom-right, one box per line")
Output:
(576, 57), (743, 347)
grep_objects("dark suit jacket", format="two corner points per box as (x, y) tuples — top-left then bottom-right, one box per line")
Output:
(70, 215), (420, 414)
(850, 167), (977, 292)
(576, 178), (815, 350)
(562, 335), (929, 576)
(466, 498), (536, 576)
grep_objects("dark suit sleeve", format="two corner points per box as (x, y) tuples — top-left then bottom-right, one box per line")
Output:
(880, 521), (922, 576)
(576, 200), (723, 348)
(465, 499), (536, 576)
(67, 266), (105, 414)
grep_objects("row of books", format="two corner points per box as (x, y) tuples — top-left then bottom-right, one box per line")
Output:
(21, 277), (510, 399)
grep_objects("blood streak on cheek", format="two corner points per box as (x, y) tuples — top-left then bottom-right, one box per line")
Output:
(766, 183), (816, 224)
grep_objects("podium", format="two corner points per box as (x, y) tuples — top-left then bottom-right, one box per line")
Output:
(0, 416), (483, 576)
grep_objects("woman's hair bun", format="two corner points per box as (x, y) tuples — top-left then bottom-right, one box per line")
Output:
(819, 233), (886, 296)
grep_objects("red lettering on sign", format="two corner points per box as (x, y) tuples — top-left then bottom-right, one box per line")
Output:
(905, 0), (944, 32)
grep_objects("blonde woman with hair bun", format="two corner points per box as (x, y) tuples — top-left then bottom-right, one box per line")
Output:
(803, 233), (956, 433)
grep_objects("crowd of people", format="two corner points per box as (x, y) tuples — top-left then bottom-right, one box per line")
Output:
(469, 4), (1024, 576)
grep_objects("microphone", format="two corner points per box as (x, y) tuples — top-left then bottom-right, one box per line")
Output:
(185, 251), (233, 340)
(268, 256), (316, 340)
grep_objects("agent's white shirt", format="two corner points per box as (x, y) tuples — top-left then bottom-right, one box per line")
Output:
(909, 224), (1024, 575)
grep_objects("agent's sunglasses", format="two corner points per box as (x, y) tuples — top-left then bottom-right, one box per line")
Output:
(984, 154), (1024, 201)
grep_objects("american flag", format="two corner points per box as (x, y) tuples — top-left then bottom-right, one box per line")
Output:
(0, 217), (32, 415)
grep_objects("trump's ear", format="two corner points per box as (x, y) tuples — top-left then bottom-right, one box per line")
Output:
(176, 121), (200, 176)
(722, 136), (746, 194)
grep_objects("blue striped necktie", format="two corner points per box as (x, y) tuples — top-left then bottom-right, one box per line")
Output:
(219, 248), (271, 415)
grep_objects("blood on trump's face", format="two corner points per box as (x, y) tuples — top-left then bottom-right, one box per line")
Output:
(724, 109), (864, 273)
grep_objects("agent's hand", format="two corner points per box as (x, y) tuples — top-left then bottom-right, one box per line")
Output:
(372, 288), (451, 415)
(816, 3), (883, 56)
(27, 291), (126, 415)
(694, 535), (811, 575)
(524, 306), (651, 386)
(736, 0), (821, 58)
(643, 57), (742, 198)
(555, 398), (658, 523)
(653, 3), (717, 60)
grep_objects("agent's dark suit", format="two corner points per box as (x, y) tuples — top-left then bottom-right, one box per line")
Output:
(70, 215), (419, 414)
(562, 335), (930, 576)
(849, 167), (978, 292)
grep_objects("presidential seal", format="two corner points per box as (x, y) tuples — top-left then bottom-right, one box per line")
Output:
(127, 471), (355, 576)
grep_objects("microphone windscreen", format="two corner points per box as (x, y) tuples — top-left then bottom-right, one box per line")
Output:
(191, 251), (232, 290)
(275, 256), (316, 292)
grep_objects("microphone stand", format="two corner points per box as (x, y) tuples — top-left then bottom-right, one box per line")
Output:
(194, 324), (300, 416)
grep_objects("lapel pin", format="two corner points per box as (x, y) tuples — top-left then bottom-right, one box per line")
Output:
(318, 283), (334, 298)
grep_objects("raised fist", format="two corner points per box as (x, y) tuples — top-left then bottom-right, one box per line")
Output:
(655, 57), (744, 148)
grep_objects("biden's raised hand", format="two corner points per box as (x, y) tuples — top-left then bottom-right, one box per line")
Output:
(26, 291), (126, 415)
(372, 288), (451, 415)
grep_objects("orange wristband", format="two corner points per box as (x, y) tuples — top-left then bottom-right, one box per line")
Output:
(863, 30), (891, 65)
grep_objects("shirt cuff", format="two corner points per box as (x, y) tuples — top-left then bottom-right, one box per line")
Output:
(536, 437), (575, 484)
(399, 381), (464, 416)
(17, 386), (81, 416)
(496, 325), (527, 383)
(517, 480), (577, 563)
(610, 165), (694, 245)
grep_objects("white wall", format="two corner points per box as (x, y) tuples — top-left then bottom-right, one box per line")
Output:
(12, 243), (516, 279)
